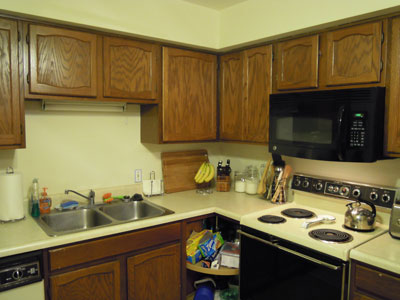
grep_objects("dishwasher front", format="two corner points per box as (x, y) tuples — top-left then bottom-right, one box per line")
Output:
(0, 250), (44, 300)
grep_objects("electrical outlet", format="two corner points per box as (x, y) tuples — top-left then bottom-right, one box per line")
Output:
(135, 169), (142, 183)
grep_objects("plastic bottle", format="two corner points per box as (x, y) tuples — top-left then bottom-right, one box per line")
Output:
(39, 187), (52, 214)
(31, 178), (40, 217)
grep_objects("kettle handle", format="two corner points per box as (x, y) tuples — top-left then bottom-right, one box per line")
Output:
(358, 199), (376, 217)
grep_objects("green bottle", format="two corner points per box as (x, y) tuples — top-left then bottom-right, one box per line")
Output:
(31, 178), (40, 217)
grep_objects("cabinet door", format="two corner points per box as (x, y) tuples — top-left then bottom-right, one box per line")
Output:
(219, 52), (244, 141)
(276, 35), (319, 90)
(50, 261), (120, 300)
(386, 17), (400, 155)
(29, 25), (97, 97)
(326, 22), (382, 86)
(103, 37), (159, 100)
(0, 18), (22, 146)
(127, 243), (181, 300)
(162, 47), (217, 142)
(244, 45), (272, 143)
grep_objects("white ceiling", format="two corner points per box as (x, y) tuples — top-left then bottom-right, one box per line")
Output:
(182, 0), (248, 10)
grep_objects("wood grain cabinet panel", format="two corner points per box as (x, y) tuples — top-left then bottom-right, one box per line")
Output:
(162, 47), (217, 142)
(28, 25), (97, 97)
(50, 261), (120, 300)
(219, 52), (244, 141)
(386, 17), (400, 155)
(276, 35), (319, 90)
(103, 37), (159, 100)
(219, 45), (272, 143)
(127, 243), (181, 300)
(350, 261), (400, 300)
(244, 45), (272, 143)
(0, 18), (22, 147)
(326, 21), (382, 86)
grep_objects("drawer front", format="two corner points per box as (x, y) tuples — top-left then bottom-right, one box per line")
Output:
(355, 264), (400, 300)
(49, 222), (181, 271)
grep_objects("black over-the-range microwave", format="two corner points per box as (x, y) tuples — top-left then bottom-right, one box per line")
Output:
(269, 87), (385, 162)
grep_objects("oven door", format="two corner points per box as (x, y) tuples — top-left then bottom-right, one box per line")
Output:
(239, 226), (348, 300)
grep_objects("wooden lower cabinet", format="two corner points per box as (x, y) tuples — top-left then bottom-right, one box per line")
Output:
(350, 260), (400, 300)
(46, 222), (182, 300)
(127, 243), (181, 300)
(50, 261), (121, 300)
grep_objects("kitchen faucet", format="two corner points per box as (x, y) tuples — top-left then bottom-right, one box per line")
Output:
(65, 189), (95, 206)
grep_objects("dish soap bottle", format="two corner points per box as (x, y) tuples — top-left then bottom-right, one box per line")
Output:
(31, 178), (40, 217)
(39, 187), (52, 214)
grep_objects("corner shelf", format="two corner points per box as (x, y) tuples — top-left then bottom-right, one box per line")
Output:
(186, 262), (239, 276)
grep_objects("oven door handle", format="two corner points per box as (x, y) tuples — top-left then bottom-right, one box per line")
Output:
(238, 230), (341, 271)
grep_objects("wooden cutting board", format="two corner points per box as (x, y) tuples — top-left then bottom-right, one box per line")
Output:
(161, 149), (209, 193)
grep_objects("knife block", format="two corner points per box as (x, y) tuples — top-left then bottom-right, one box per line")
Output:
(216, 175), (231, 192)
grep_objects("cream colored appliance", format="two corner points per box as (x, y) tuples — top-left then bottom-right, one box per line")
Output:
(239, 173), (395, 300)
(0, 251), (44, 300)
(0, 167), (25, 222)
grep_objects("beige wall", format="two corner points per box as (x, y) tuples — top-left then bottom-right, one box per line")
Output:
(0, 0), (220, 49)
(0, 1), (399, 197)
(0, 101), (223, 197)
(2, 0), (400, 49)
(220, 143), (400, 188)
(220, 0), (400, 49)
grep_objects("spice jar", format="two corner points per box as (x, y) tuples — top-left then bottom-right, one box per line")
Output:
(245, 166), (259, 195)
(234, 171), (246, 193)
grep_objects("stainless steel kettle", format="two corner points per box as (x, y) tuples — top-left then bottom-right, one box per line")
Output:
(344, 200), (376, 231)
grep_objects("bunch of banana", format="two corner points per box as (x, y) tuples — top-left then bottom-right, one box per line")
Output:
(194, 162), (215, 184)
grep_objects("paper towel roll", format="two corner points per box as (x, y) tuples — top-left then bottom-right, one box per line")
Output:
(0, 169), (25, 222)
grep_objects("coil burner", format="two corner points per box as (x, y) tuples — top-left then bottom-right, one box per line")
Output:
(281, 208), (315, 219)
(258, 215), (286, 224)
(309, 229), (353, 243)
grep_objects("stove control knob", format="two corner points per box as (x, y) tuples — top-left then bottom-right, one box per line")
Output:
(12, 269), (22, 280)
(381, 193), (391, 203)
(333, 186), (339, 193)
(370, 191), (378, 201)
(315, 182), (323, 191)
(294, 178), (301, 187)
(352, 188), (361, 198)
(302, 180), (310, 188)
(328, 185), (334, 192)
(339, 186), (350, 197)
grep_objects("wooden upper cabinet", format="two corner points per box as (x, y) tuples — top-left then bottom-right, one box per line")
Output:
(386, 17), (400, 155)
(28, 25), (97, 97)
(326, 21), (382, 86)
(276, 35), (319, 90)
(162, 47), (217, 142)
(219, 52), (244, 141)
(127, 243), (181, 300)
(103, 37), (159, 100)
(244, 45), (272, 143)
(0, 18), (22, 147)
(50, 261), (120, 300)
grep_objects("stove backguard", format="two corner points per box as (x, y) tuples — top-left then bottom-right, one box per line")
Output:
(291, 173), (398, 208)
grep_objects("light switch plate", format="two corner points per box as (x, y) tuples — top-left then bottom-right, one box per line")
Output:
(135, 169), (142, 183)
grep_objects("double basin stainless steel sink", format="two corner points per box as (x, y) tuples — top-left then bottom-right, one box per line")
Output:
(36, 200), (174, 236)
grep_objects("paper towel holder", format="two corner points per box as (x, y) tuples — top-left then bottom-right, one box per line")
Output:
(0, 167), (25, 223)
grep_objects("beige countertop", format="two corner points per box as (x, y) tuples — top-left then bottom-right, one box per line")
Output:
(350, 233), (400, 275)
(0, 190), (275, 257)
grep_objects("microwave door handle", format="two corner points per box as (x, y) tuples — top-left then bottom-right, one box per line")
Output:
(336, 106), (346, 161)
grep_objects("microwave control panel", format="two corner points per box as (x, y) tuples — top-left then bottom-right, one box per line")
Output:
(349, 112), (366, 148)
(292, 174), (397, 208)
